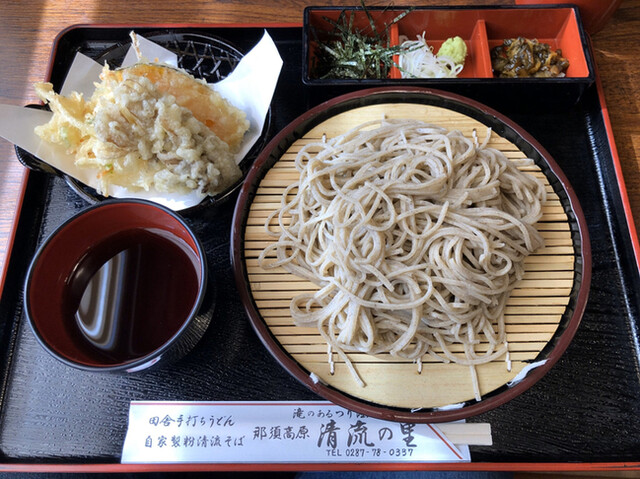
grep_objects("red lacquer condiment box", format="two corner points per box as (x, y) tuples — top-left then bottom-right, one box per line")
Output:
(303, 5), (595, 107)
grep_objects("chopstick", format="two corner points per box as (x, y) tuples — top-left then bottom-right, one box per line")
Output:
(438, 423), (493, 446)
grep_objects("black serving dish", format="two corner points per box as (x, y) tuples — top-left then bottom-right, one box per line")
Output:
(0, 24), (638, 470)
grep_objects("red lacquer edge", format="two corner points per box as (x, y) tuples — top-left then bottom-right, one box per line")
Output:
(0, 461), (639, 474)
(592, 49), (640, 270)
(0, 22), (639, 473)
(0, 170), (30, 297)
(55, 21), (303, 35)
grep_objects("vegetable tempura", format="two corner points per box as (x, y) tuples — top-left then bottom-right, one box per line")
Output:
(34, 62), (248, 197)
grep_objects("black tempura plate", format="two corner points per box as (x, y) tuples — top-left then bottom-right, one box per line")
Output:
(15, 31), (272, 216)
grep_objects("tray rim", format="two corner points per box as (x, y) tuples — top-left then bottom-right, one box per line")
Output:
(0, 23), (639, 471)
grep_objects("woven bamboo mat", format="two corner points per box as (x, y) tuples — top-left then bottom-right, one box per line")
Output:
(243, 103), (574, 409)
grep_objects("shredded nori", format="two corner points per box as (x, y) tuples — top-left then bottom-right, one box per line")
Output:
(311, 1), (413, 80)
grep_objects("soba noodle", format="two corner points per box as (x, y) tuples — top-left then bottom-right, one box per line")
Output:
(258, 118), (546, 400)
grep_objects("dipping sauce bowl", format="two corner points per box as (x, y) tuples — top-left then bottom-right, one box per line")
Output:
(24, 199), (212, 372)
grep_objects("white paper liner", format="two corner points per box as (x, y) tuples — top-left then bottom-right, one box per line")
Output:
(0, 30), (283, 210)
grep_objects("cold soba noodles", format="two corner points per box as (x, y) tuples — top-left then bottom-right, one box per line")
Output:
(258, 118), (546, 400)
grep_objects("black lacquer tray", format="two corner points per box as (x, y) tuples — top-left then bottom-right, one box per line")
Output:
(0, 25), (639, 470)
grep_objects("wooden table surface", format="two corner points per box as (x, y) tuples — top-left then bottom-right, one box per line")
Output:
(0, 0), (638, 279)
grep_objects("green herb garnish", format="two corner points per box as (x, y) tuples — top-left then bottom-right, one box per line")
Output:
(311, 1), (413, 80)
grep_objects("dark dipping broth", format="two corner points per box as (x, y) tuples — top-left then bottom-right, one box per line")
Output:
(64, 228), (201, 365)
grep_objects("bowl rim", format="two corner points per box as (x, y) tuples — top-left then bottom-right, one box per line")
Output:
(23, 198), (209, 372)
